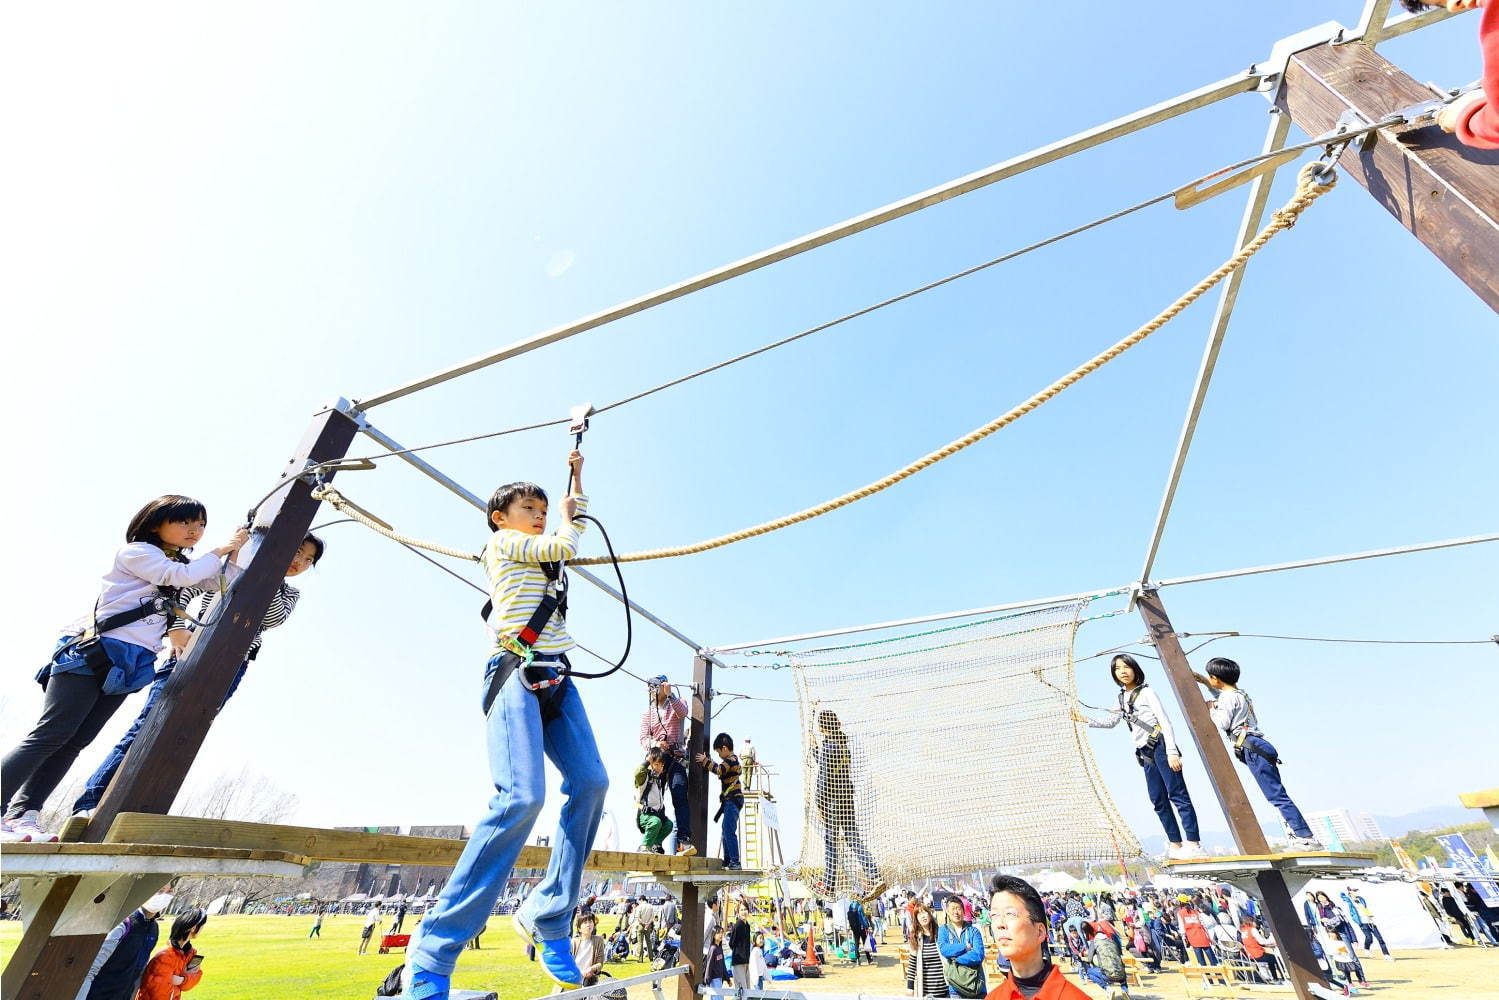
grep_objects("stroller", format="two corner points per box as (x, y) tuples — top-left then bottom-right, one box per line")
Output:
(653, 927), (681, 971)
(607, 927), (631, 963)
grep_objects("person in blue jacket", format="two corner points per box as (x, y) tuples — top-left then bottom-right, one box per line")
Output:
(938, 895), (986, 998)
(81, 892), (173, 1000)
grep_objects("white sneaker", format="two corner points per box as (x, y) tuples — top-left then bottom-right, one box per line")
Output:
(1286, 836), (1323, 852)
(10, 811), (57, 843)
(1175, 844), (1208, 860)
(0, 817), (29, 843)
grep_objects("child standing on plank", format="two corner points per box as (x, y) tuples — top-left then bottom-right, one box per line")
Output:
(1192, 657), (1322, 852)
(1073, 654), (1206, 860)
(1, 496), (247, 843)
(73, 533), (325, 816)
(695, 733), (745, 870)
(637, 747), (674, 854)
(403, 450), (606, 1000)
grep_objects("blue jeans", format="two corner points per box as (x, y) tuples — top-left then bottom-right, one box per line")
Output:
(720, 796), (741, 866)
(408, 660), (607, 976)
(1240, 739), (1312, 839)
(666, 755), (692, 845)
(1192, 945), (1218, 966)
(73, 658), (249, 812)
(1141, 738), (1199, 842)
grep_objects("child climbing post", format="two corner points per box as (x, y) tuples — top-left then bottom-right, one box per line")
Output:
(1, 495), (248, 843)
(73, 532), (325, 816)
(1192, 657), (1322, 852)
(1073, 654), (1206, 860)
(639, 674), (695, 855)
(637, 747), (674, 854)
(402, 448), (608, 1000)
(695, 732), (745, 870)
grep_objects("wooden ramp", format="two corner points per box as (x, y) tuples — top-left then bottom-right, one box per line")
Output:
(99, 812), (729, 874)
(1162, 850), (1376, 894)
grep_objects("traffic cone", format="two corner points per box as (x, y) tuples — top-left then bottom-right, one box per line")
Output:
(805, 922), (820, 966)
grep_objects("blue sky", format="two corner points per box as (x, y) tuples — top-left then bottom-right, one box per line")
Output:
(2, 3), (1494, 864)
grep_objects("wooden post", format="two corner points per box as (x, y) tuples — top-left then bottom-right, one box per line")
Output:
(677, 653), (714, 1000)
(1137, 587), (1326, 999)
(2, 403), (358, 1000)
(1276, 39), (1499, 311)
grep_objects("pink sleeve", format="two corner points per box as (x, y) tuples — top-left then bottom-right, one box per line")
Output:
(1457, 2), (1499, 149)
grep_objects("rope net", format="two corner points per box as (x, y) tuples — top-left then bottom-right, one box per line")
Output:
(787, 598), (1138, 898)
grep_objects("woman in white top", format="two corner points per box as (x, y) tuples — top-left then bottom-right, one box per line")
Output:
(1074, 654), (1205, 860)
(1, 496), (246, 842)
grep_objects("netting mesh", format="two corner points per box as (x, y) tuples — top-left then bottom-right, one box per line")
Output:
(787, 599), (1139, 898)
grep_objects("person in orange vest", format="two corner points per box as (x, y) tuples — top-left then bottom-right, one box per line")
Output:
(985, 876), (1090, 1000)
(136, 909), (206, 1000)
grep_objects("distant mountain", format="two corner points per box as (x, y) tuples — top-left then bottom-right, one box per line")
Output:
(1373, 805), (1478, 838)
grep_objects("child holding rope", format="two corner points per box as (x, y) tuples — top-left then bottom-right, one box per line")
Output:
(1192, 657), (1322, 852)
(0, 496), (247, 843)
(403, 450), (607, 1000)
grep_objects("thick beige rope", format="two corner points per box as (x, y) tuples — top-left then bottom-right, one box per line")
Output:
(316, 163), (1335, 567)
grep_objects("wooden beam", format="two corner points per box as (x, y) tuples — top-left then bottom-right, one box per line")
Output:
(678, 653), (714, 1000)
(1276, 40), (1499, 311)
(100, 812), (721, 874)
(1138, 588), (1328, 1000)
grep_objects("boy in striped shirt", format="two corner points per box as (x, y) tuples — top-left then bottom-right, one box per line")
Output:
(695, 732), (745, 869)
(405, 451), (608, 1000)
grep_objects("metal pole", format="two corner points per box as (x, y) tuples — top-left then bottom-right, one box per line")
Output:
(1135, 587), (1327, 1000)
(350, 409), (721, 660)
(1156, 532), (1499, 588)
(1353, 0), (1395, 47)
(356, 74), (1261, 409)
(1137, 110), (1292, 585)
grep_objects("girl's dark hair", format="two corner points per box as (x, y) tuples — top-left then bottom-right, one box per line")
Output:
(170, 907), (208, 946)
(487, 482), (547, 530)
(712, 732), (734, 752)
(302, 532), (326, 565)
(1399, 0), (1427, 13)
(1205, 657), (1242, 685)
(646, 747), (666, 764)
(127, 495), (208, 549)
(1109, 653), (1146, 689)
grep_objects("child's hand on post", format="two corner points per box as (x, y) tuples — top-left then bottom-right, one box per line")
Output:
(168, 628), (191, 655)
(694, 752), (709, 766)
(215, 527), (251, 557)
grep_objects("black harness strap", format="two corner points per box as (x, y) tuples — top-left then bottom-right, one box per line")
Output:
(479, 561), (569, 718)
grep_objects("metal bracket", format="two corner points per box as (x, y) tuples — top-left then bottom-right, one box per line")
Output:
(1250, 21), (1346, 102)
(330, 396), (371, 430)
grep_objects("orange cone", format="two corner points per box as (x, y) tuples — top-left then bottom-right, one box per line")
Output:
(804, 922), (820, 966)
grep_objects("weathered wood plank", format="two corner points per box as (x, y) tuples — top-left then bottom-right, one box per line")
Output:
(1277, 41), (1499, 311)
(102, 813), (722, 874)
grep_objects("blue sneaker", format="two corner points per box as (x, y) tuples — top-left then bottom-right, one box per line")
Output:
(534, 937), (583, 988)
(402, 965), (450, 1000)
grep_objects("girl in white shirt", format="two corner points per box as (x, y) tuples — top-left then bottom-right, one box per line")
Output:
(0, 496), (246, 842)
(1074, 654), (1205, 860)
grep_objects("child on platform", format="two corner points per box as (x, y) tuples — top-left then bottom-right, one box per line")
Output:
(1192, 657), (1322, 851)
(637, 748), (673, 854)
(403, 450), (607, 1000)
(1074, 654), (1206, 860)
(695, 733), (745, 870)
(1, 496), (247, 843)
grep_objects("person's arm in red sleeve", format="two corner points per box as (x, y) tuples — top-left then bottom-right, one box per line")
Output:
(1439, 1), (1499, 148)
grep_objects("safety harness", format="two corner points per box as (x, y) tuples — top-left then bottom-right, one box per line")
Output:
(480, 561), (569, 718)
(1120, 685), (1164, 765)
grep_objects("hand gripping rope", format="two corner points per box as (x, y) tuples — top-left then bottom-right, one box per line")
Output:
(312, 161), (1338, 575)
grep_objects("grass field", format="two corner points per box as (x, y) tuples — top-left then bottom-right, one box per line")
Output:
(0, 913), (652, 999)
(4, 914), (1499, 999)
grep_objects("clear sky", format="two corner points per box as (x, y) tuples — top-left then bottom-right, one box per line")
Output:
(3, 3), (1495, 868)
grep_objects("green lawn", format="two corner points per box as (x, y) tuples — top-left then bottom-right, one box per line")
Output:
(0, 913), (652, 999)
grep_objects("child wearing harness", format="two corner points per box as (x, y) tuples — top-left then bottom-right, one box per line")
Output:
(0, 496), (247, 843)
(694, 732), (745, 870)
(403, 450), (607, 1000)
(72, 532), (325, 816)
(1194, 656), (1322, 852)
(637, 747), (674, 854)
(1074, 654), (1206, 860)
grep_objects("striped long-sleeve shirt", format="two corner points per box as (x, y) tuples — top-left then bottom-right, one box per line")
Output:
(706, 753), (743, 804)
(639, 696), (689, 754)
(170, 582), (300, 659)
(481, 495), (588, 655)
